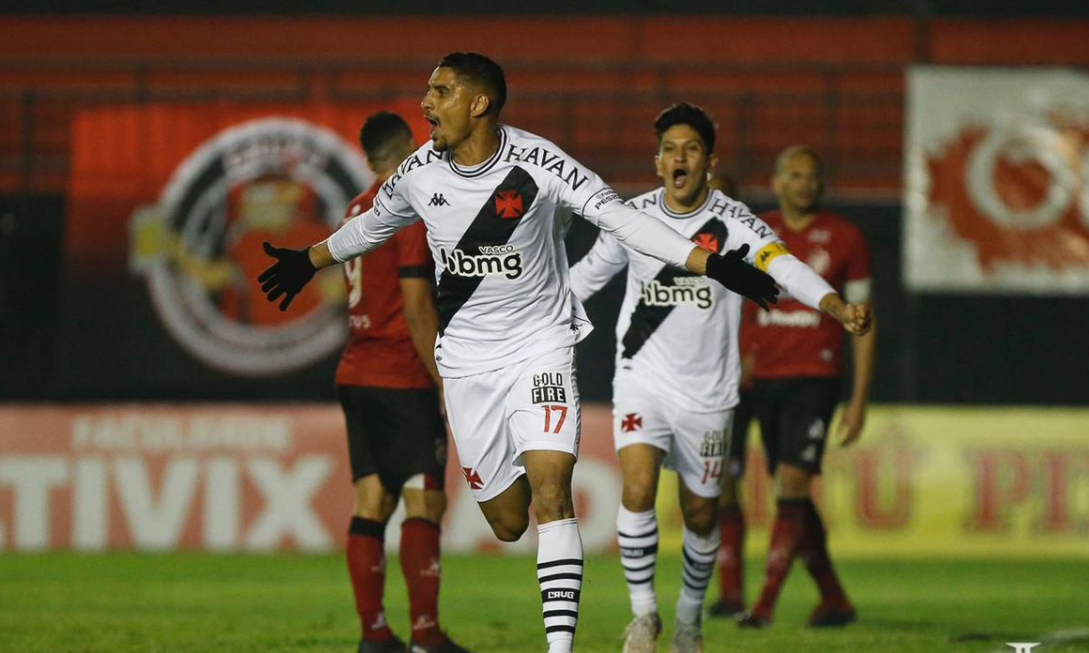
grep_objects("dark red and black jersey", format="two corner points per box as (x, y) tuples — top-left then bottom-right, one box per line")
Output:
(335, 185), (435, 389)
(744, 210), (871, 379)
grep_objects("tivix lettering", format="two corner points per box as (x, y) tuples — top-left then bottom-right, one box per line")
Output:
(640, 278), (713, 310)
(700, 430), (726, 457)
(531, 372), (567, 404)
(439, 246), (523, 280)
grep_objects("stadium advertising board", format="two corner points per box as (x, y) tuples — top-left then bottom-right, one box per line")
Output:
(1, 405), (1086, 557)
(905, 66), (1089, 294)
(56, 102), (427, 399)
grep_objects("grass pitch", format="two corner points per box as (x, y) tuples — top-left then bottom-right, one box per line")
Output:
(0, 553), (1086, 653)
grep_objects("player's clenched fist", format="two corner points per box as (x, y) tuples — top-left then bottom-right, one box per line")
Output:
(840, 303), (872, 336)
(258, 241), (316, 311)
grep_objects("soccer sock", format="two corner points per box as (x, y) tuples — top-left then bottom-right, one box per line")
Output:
(676, 525), (720, 624)
(346, 516), (393, 642)
(716, 502), (746, 609)
(750, 499), (807, 619)
(616, 506), (659, 617)
(400, 517), (445, 647)
(800, 499), (850, 607)
(537, 517), (583, 653)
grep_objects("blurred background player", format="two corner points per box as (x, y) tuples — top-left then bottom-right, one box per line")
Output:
(570, 105), (872, 653)
(338, 111), (471, 653)
(713, 145), (876, 628)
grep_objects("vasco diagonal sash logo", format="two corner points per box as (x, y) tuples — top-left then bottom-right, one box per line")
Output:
(129, 118), (370, 376)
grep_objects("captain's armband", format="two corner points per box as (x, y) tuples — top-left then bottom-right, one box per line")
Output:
(753, 241), (790, 272)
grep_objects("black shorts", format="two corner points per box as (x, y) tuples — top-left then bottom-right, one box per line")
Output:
(337, 384), (448, 493)
(724, 388), (757, 479)
(753, 377), (841, 475)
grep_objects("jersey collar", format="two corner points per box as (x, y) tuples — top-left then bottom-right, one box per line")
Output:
(447, 126), (508, 179)
(659, 187), (715, 220)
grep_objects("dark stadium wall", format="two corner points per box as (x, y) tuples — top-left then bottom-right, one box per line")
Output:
(3, 0), (1088, 15)
(1, 15), (1087, 405)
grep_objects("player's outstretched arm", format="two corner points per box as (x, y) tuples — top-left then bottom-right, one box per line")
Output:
(258, 202), (415, 311)
(589, 200), (779, 308)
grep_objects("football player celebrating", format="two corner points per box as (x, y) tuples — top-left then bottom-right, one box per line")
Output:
(569, 105), (871, 653)
(258, 53), (780, 653)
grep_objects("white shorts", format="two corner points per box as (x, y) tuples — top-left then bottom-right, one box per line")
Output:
(443, 346), (581, 502)
(612, 376), (733, 499)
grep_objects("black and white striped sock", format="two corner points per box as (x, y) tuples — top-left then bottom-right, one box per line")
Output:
(617, 506), (658, 616)
(537, 517), (583, 653)
(676, 525), (720, 623)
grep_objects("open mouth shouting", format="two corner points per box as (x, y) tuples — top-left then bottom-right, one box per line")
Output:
(672, 167), (690, 190)
(425, 114), (440, 140)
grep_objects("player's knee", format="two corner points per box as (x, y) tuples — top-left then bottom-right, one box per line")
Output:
(621, 476), (657, 512)
(532, 480), (574, 524)
(681, 498), (719, 535)
(487, 512), (529, 542)
(403, 487), (447, 523)
(777, 464), (811, 499)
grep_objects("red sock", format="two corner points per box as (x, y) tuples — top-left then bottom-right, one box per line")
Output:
(751, 499), (807, 620)
(716, 502), (746, 609)
(401, 517), (444, 647)
(801, 500), (850, 607)
(346, 517), (393, 642)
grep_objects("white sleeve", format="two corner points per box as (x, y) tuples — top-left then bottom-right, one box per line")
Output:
(587, 200), (695, 269)
(327, 172), (420, 262)
(326, 205), (418, 262)
(716, 200), (834, 309)
(547, 144), (694, 269)
(569, 230), (629, 302)
(766, 254), (836, 310)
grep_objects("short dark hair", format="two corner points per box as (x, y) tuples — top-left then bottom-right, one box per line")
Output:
(359, 111), (412, 163)
(653, 103), (716, 155)
(437, 52), (507, 116)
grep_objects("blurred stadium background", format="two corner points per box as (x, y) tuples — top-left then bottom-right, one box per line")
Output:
(1, 1), (1088, 652)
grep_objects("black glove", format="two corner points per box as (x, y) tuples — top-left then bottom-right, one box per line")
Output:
(257, 241), (316, 312)
(705, 244), (779, 310)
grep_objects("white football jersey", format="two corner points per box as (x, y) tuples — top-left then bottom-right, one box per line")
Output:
(327, 125), (695, 377)
(570, 188), (780, 412)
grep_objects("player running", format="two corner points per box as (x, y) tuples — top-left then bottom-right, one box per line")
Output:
(336, 111), (471, 653)
(569, 105), (872, 653)
(257, 53), (780, 653)
(715, 145), (876, 629)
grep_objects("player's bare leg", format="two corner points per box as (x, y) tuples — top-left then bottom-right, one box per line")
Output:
(348, 475), (405, 653)
(477, 451), (581, 653)
(616, 444), (664, 653)
(670, 480), (719, 653)
(709, 476), (746, 618)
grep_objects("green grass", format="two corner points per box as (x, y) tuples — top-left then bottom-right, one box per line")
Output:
(0, 553), (1086, 652)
